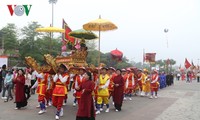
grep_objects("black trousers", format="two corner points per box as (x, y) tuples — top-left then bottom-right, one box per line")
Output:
(76, 117), (95, 120)
(0, 80), (2, 93)
(1, 80), (6, 97)
(197, 77), (200, 82)
(30, 80), (36, 94)
(69, 81), (73, 91)
(24, 85), (31, 100)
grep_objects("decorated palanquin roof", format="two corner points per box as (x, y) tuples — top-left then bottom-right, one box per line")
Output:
(25, 50), (88, 74)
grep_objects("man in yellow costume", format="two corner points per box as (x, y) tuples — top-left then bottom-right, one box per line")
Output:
(141, 69), (151, 97)
(96, 67), (110, 114)
(137, 69), (145, 96)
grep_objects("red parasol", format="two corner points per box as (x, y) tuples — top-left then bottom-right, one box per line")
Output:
(110, 48), (123, 61)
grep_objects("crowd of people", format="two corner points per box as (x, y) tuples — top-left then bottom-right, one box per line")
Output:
(0, 64), (176, 120)
(0, 65), (28, 109)
(177, 71), (198, 82)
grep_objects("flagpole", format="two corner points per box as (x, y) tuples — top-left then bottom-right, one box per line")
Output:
(50, 24), (52, 54)
(49, 0), (58, 54)
(143, 48), (145, 68)
(98, 25), (101, 76)
(149, 62), (152, 72)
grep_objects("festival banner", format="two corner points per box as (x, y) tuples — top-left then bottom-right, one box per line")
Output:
(144, 53), (156, 63)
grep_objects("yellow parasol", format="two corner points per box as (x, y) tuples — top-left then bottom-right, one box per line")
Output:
(35, 26), (65, 54)
(35, 26), (65, 33)
(83, 15), (117, 67)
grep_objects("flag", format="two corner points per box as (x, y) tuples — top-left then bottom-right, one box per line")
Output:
(62, 19), (75, 44)
(144, 53), (156, 63)
(184, 58), (191, 69)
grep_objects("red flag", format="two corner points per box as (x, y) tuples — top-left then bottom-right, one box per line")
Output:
(144, 53), (156, 63)
(184, 58), (191, 69)
(62, 19), (75, 44)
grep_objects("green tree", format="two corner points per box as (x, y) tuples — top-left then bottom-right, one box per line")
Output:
(19, 22), (61, 64)
(86, 50), (132, 69)
(86, 50), (100, 66)
(19, 22), (42, 62)
(156, 59), (165, 67)
(85, 40), (97, 51)
(0, 23), (19, 53)
(0, 24), (20, 67)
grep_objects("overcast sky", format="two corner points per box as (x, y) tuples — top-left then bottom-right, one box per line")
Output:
(0, 0), (200, 66)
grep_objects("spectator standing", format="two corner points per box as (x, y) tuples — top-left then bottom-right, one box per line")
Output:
(1, 64), (7, 99)
(4, 70), (13, 102)
(13, 69), (27, 109)
(25, 70), (32, 100)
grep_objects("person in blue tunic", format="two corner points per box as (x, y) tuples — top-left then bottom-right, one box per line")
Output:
(159, 72), (166, 89)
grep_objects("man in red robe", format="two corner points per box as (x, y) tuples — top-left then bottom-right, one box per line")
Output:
(76, 72), (96, 120)
(113, 69), (124, 112)
(121, 69), (128, 100)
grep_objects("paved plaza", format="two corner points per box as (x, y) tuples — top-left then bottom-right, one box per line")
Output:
(0, 80), (199, 120)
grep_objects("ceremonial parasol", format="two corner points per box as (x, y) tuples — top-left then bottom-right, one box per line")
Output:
(35, 26), (65, 33)
(35, 26), (65, 54)
(68, 29), (98, 40)
(83, 15), (117, 67)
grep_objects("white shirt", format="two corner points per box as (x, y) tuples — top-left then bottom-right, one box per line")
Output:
(53, 74), (68, 83)
(70, 74), (75, 82)
(25, 74), (32, 86)
(31, 71), (37, 80)
(197, 73), (200, 77)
